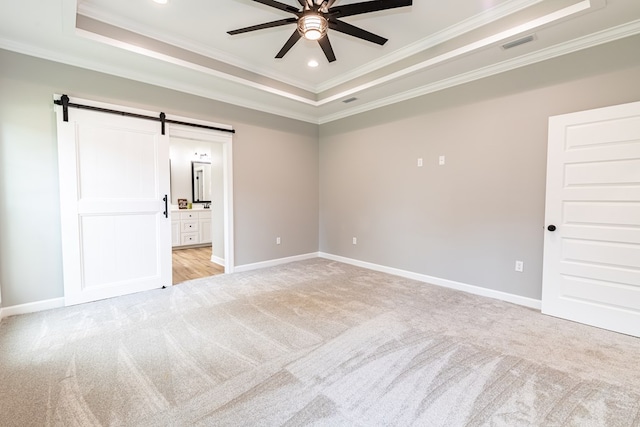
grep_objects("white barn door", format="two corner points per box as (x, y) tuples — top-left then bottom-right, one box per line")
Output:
(56, 100), (171, 306)
(542, 101), (640, 337)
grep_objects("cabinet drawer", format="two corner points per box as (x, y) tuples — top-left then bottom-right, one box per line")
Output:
(181, 232), (199, 245)
(198, 211), (211, 219)
(180, 212), (198, 220)
(181, 220), (199, 232)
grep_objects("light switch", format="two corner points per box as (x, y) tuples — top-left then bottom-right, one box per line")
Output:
(439, 155), (445, 166)
(417, 158), (423, 167)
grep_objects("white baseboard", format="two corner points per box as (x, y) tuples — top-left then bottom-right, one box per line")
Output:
(318, 252), (541, 310)
(234, 252), (320, 273)
(0, 254), (540, 318)
(0, 297), (65, 319)
(211, 255), (225, 267)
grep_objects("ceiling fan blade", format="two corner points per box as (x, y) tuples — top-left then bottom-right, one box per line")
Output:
(318, 35), (336, 62)
(228, 18), (297, 35)
(276, 30), (302, 58)
(329, 19), (387, 45)
(329, 0), (412, 18)
(252, 0), (301, 15)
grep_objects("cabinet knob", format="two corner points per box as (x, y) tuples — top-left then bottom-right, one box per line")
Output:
(547, 224), (556, 232)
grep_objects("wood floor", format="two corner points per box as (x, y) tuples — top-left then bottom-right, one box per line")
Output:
(172, 246), (224, 285)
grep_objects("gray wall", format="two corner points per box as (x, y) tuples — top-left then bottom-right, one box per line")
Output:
(2, 33), (640, 308)
(319, 35), (640, 300)
(0, 49), (319, 307)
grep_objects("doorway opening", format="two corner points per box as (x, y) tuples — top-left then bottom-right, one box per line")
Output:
(168, 122), (234, 285)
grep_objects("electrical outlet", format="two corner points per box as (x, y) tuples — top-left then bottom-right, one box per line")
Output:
(352, 237), (357, 245)
(515, 260), (524, 272)
(276, 237), (281, 245)
(439, 155), (445, 166)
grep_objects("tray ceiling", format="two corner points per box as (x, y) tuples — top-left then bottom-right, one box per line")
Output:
(1, 0), (639, 123)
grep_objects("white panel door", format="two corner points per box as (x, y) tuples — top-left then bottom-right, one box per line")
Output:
(57, 105), (171, 306)
(542, 101), (640, 337)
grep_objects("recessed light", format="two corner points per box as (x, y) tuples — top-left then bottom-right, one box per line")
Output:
(153, 0), (168, 4)
(307, 60), (319, 68)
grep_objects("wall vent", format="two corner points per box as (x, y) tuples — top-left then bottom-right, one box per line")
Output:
(342, 97), (358, 103)
(502, 34), (535, 50)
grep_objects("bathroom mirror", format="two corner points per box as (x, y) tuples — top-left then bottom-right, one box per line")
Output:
(191, 161), (211, 203)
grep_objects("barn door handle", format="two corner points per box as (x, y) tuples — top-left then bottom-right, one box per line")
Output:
(547, 224), (556, 232)
(163, 195), (168, 218)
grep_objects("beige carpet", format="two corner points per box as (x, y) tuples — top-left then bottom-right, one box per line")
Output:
(1, 258), (639, 426)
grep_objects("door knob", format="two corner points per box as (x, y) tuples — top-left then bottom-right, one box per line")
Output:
(547, 225), (556, 232)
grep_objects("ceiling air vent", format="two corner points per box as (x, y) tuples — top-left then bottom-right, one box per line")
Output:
(342, 97), (358, 104)
(502, 34), (535, 50)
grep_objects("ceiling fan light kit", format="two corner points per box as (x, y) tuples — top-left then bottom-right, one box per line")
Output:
(228, 0), (412, 63)
(299, 12), (328, 40)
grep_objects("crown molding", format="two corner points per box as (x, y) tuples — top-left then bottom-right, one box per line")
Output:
(3, 17), (638, 125)
(75, 27), (318, 106)
(316, 0), (544, 92)
(0, 36), (320, 124)
(318, 19), (640, 124)
(71, 0), (596, 112)
(76, 3), (319, 93)
(2, 2), (637, 125)
(316, 0), (593, 106)
(78, 0), (544, 95)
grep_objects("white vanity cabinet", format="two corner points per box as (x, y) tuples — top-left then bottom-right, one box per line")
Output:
(171, 209), (212, 247)
(199, 213), (212, 244)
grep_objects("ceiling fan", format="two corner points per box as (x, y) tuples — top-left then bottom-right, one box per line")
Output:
(228, 0), (413, 63)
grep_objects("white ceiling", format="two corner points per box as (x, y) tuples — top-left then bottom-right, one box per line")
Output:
(1, 0), (639, 123)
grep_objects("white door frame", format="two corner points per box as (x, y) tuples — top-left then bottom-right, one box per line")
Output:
(166, 122), (234, 273)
